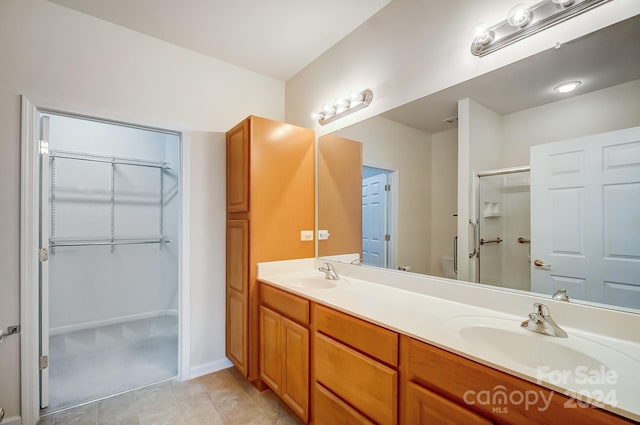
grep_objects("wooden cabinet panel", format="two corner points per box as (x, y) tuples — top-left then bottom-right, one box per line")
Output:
(282, 317), (309, 422)
(405, 381), (492, 425)
(402, 336), (634, 425)
(315, 304), (398, 367)
(227, 220), (248, 293)
(314, 383), (374, 425)
(227, 290), (247, 375)
(317, 134), (363, 257)
(226, 116), (315, 383)
(259, 306), (281, 392)
(315, 333), (397, 425)
(261, 282), (310, 325)
(226, 219), (248, 376)
(227, 119), (249, 213)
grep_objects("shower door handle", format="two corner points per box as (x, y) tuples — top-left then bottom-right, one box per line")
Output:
(453, 236), (458, 274)
(468, 219), (478, 259)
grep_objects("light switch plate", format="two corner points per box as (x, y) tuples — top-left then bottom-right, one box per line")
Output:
(300, 230), (314, 241)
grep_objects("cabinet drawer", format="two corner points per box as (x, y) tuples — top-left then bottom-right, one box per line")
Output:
(315, 333), (397, 425)
(403, 336), (634, 425)
(260, 282), (310, 325)
(315, 304), (398, 366)
(405, 381), (492, 425)
(314, 383), (374, 425)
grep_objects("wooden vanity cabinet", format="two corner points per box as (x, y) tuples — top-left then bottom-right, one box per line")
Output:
(259, 282), (310, 423)
(313, 304), (399, 425)
(400, 335), (635, 425)
(225, 116), (315, 384)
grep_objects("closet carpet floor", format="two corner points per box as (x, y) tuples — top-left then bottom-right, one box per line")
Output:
(46, 315), (179, 413)
(38, 367), (303, 425)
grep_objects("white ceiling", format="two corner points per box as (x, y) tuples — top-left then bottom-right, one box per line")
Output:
(381, 15), (640, 134)
(48, 0), (391, 81)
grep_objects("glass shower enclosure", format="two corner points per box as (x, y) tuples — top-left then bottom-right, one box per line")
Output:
(475, 167), (531, 291)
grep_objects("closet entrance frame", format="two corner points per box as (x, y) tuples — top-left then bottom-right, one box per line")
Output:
(20, 97), (191, 425)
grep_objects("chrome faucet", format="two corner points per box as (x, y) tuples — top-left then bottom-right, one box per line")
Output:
(552, 288), (570, 302)
(521, 303), (567, 338)
(318, 263), (340, 280)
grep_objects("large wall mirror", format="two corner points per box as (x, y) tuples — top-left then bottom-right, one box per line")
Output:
(317, 15), (640, 312)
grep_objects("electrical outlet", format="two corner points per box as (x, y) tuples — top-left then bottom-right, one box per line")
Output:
(318, 230), (330, 240)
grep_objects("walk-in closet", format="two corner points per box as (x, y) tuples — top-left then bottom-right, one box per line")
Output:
(40, 112), (181, 412)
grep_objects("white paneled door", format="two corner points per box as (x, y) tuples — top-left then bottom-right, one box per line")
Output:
(531, 126), (640, 308)
(362, 173), (388, 268)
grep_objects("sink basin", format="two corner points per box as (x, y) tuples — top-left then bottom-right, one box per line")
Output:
(445, 316), (638, 392)
(286, 277), (337, 289)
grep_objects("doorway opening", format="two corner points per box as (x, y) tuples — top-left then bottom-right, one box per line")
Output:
(361, 166), (394, 268)
(38, 111), (181, 413)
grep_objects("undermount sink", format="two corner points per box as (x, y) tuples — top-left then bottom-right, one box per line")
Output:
(446, 316), (638, 392)
(286, 277), (337, 289)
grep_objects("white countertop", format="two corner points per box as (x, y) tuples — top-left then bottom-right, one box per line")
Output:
(257, 258), (640, 422)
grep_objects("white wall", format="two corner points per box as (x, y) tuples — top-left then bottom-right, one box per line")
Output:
(45, 113), (179, 331)
(0, 0), (283, 418)
(286, 0), (640, 135)
(429, 129), (458, 277)
(501, 79), (640, 165)
(457, 99), (503, 282)
(188, 132), (228, 373)
(337, 116), (432, 274)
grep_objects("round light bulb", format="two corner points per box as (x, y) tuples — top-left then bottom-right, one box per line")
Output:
(508, 3), (533, 27)
(552, 0), (574, 6)
(311, 112), (324, 120)
(322, 104), (337, 115)
(553, 81), (582, 93)
(471, 23), (494, 46)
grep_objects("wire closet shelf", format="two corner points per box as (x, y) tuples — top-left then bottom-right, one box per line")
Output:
(48, 149), (172, 250)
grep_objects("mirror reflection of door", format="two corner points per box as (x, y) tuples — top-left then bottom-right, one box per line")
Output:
(531, 126), (640, 309)
(362, 166), (393, 267)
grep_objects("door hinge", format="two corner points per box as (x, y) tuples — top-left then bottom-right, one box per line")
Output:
(384, 184), (391, 191)
(39, 139), (49, 155)
(39, 355), (49, 370)
(384, 234), (391, 241)
(39, 248), (49, 262)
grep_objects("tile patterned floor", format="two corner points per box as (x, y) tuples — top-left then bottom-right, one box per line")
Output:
(38, 368), (303, 425)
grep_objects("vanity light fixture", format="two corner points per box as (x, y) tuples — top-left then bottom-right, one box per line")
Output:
(554, 80), (582, 93)
(471, 0), (609, 57)
(312, 89), (373, 125)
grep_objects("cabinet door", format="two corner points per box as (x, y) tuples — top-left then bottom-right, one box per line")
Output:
(314, 383), (374, 425)
(315, 333), (397, 425)
(405, 382), (492, 425)
(226, 219), (248, 375)
(259, 306), (282, 392)
(227, 118), (249, 213)
(281, 317), (309, 423)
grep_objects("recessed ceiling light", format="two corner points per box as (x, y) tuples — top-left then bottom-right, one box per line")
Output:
(554, 81), (582, 94)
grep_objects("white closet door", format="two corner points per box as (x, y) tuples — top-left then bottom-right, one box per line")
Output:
(531, 126), (640, 308)
(362, 173), (388, 267)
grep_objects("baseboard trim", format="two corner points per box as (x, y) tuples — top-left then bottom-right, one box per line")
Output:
(188, 358), (233, 380)
(50, 309), (178, 336)
(3, 416), (22, 425)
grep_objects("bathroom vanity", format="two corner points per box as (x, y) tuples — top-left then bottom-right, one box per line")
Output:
(257, 259), (640, 425)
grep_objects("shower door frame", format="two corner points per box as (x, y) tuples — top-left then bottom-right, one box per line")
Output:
(474, 165), (531, 283)
(20, 97), (192, 424)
